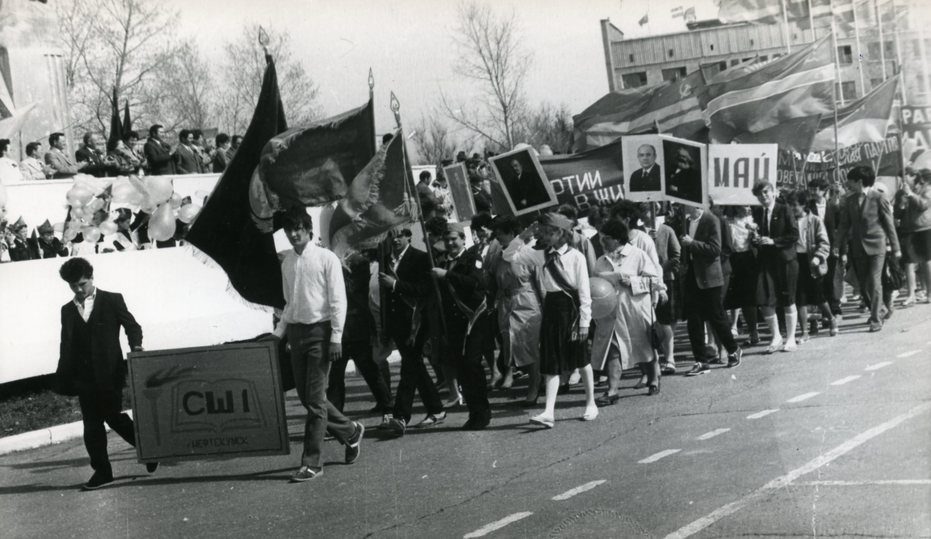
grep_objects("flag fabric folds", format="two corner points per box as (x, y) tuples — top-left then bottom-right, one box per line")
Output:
(705, 36), (834, 145)
(717, 0), (784, 24)
(810, 76), (899, 151)
(186, 56), (288, 309)
(122, 100), (132, 135)
(732, 114), (823, 155)
(107, 88), (122, 152)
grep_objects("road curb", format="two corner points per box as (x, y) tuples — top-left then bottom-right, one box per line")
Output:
(0, 353), (402, 457)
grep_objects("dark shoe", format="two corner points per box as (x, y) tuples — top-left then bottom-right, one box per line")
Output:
(648, 379), (661, 396)
(595, 394), (620, 406)
(557, 383), (571, 395)
(461, 415), (490, 431)
(413, 411), (447, 428)
(633, 375), (648, 390)
(661, 364), (676, 375)
(708, 356), (726, 365)
(685, 363), (710, 377)
(384, 416), (406, 437)
(744, 335), (761, 347)
(289, 466), (322, 482)
(145, 462), (159, 474)
(882, 306), (894, 320)
(727, 348), (742, 369)
(809, 319), (819, 336)
(345, 422), (364, 464)
(869, 320), (883, 332)
(81, 472), (114, 491)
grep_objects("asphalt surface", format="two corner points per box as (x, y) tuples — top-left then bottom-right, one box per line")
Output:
(2, 301), (930, 538)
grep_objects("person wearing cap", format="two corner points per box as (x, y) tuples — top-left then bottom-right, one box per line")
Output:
(36, 220), (69, 258)
(503, 212), (596, 428)
(8, 217), (39, 261)
(429, 221), (493, 430)
(144, 125), (175, 176)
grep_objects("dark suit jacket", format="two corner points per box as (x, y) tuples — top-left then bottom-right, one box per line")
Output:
(681, 211), (724, 290)
(836, 189), (900, 256)
(441, 247), (487, 337)
(385, 247), (432, 340)
(629, 165), (661, 192)
(666, 168), (702, 204)
(752, 202), (799, 262)
(173, 144), (202, 174)
(503, 171), (549, 210)
(822, 200), (840, 245)
(144, 138), (175, 175)
(75, 146), (108, 177)
(55, 289), (143, 395)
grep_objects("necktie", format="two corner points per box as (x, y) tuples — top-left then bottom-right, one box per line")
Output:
(763, 208), (770, 237)
(545, 248), (562, 272)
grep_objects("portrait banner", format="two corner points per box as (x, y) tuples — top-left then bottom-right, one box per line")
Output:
(539, 139), (625, 213)
(443, 162), (476, 222)
(660, 135), (707, 207)
(621, 135), (665, 202)
(708, 144), (777, 205)
(489, 147), (558, 216)
(128, 342), (289, 462)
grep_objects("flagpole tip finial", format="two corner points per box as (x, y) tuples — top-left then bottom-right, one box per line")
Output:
(368, 68), (374, 89)
(390, 92), (400, 112)
(258, 26), (270, 49)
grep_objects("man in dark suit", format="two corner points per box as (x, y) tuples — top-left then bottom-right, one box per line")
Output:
(834, 165), (901, 331)
(143, 124), (174, 176)
(680, 204), (743, 375)
(75, 132), (108, 177)
(501, 157), (549, 211)
(431, 222), (492, 429)
(379, 229), (445, 436)
(172, 130), (203, 174)
(54, 258), (156, 490)
(809, 179), (843, 316)
(665, 147), (703, 204)
(628, 144), (661, 192)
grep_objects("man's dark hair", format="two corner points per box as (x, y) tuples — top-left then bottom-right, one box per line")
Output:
(609, 199), (641, 225)
(59, 257), (94, 283)
(424, 215), (448, 237)
(600, 219), (630, 244)
(215, 133), (230, 146)
(398, 228), (413, 238)
(807, 178), (828, 191)
(587, 206), (608, 228)
(192, 129), (203, 140)
(279, 207), (313, 231)
(490, 215), (521, 235)
(25, 141), (41, 157)
(124, 130), (139, 142)
(471, 212), (494, 230)
(179, 129), (191, 142)
(0, 138), (10, 155)
(419, 170), (432, 182)
(751, 179), (775, 196)
(82, 132), (94, 145)
(148, 124), (162, 137)
(556, 204), (578, 222)
(49, 132), (65, 146)
(848, 165), (876, 187)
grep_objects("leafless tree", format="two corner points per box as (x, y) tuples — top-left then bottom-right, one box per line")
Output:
(517, 102), (574, 155)
(138, 39), (215, 133)
(214, 24), (320, 135)
(411, 112), (458, 166)
(442, 1), (531, 152)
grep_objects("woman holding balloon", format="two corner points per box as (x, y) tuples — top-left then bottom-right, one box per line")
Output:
(591, 219), (666, 403)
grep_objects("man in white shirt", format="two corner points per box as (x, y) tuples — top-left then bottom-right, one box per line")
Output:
(20, 142), (52, 180)
(272, 208), (364, 482)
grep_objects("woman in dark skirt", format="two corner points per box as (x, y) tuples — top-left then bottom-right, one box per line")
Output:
(786, 190), (837, 341)
(723, 206), (760, 344)
(502, 212), (595, 428)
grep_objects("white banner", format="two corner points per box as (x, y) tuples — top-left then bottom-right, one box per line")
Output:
(708, 144), (777, 206)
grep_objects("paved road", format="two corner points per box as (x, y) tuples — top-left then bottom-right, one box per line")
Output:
(3, 302), (930, 538)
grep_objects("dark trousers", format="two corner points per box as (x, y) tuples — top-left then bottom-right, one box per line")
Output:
(288, 323), (357, 469)
(391, 328), (444, 423)
(449, 322), (490, 423)
(78, 389), (135, 476)
(851, 253), (885, 323)
(824, 254), (841, 314)
(684, 270), (739, 360)
(327, 340), (393, 412)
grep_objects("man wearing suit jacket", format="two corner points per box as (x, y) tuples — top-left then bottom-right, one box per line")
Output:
(379, 229), (446, 436)
(834, 166), (901, 331)
(75, 132), (109, 177)
(54, 258), (155, 490)
(751, 180), (800, 352)
(680, 205), (743, 375)
(629, 144), (661, 192)
(809, 179), (843, 315)
(172, 130), (203, 174)
(501, 157), (549, 211)
(45, 132), (88, 179)
(432, 222), (492, 429)
(144, 124), (175, 176)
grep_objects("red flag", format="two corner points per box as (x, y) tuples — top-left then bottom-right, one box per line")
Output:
(810, 76), (899, 151)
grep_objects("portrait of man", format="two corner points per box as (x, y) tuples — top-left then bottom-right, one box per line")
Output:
(663, 140), (705, 206)
(490, 148), (556, 215)
(629, 144), (661, 192)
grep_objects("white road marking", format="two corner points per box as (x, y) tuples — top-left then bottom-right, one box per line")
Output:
(794, 480), (931, 486)
(865, 361), (893, 371)
(639, 449), (681, 464)
(787, 392), (820, 403)
(696, 428), (731, 441)
(464, 512), (533, 538)
(830, 375), (861, 386)
(896, 350), (922, 359)
(747, 409), (779, 419)
(552, 480), (607, 501)
(664, 402), (931, 539)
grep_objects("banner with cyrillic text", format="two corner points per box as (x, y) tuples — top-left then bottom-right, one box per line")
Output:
(708, 144), (777, 205)
(539, 139), (624, 213)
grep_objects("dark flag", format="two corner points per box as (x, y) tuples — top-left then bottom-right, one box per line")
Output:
(106, 87), (122, 152)
(122, 100), (132, 134)
(186, 56), (288, 309)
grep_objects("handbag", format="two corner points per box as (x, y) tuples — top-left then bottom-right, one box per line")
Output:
(881, 256), (905, 290)
(806, 215), (828, 279)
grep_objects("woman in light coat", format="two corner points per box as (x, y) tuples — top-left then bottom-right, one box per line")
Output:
(787, 190), (836, 340)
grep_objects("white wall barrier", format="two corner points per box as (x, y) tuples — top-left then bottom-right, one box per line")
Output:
(0, 246), (274, 384)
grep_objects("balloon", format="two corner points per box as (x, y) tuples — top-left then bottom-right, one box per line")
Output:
(66, 186), (94, 206)
(147, 176), (174, 204)
(98, 221), (118, 236)
(70, 207), (86, 221)
(539, 144), (554, 156)
(111, 181), (138, 205)
(148, 203), (176, 241)
(63, 228), (77, 243)
(178, 204), (201, 224)
(83, 226), (101, 243)
(169, 193), (183, 209)
(52, 222), (65, 233)
(590, 277), (618, 320)
(85, 197), (105, 213)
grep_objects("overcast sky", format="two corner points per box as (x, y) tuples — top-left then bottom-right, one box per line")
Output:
(166, 0), (716, 146)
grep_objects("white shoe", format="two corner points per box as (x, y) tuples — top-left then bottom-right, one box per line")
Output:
(781, 341), (798, 353)
(581, 406), (598, 421)
(567, 369), (581, 385)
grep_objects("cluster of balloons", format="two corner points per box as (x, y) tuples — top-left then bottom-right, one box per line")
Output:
(62, 175), (204, 244)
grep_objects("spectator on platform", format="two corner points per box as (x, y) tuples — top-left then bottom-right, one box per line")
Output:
(191, 130), (212, 171)
(45, 132), (87, 179)
(416, 170), (437, 207)
(20, 142), (52, 180)
(173, 130), (202, 174)
(8, 216), (38, 261)
(75, 132), (108, 177)
(36, 219), (69, 258)
(108, 139), (142, 176)
(212, 133), (231, 173)
(0, 138), (23, 185)
(144, 125), (174, 176)
(227, 134), (243, 161)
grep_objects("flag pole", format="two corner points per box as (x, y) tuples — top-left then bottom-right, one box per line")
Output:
(890, 0), (906, 105)
(808, 0), (817, 42)
(830, 0), (845, 106)
(875, 0), (887, 80)
(371, 70), (394, 346)
(852, 0), (866, 96)
(781, 0), (792, 53)
(390, 91), (449, 337)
